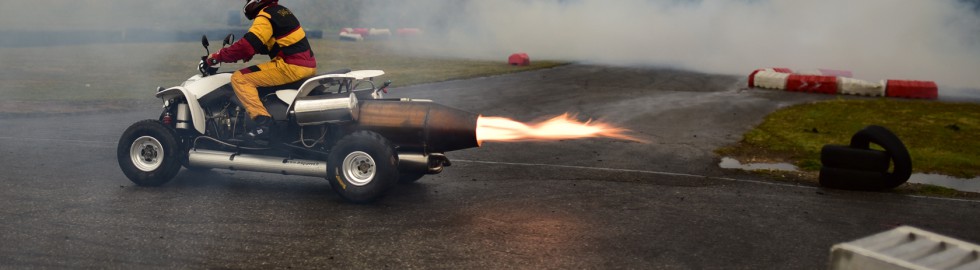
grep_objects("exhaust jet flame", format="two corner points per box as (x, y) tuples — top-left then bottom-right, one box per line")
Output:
(352, 101), (643, 154)
(476, 114), (647, 144)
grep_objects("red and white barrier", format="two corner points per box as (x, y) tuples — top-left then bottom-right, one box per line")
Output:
(352, 28), (370, 37)
(886, 80), (938, 99)
(839, 78), (885, 97)
(368, 28), (391, 38)
(339, 28), (395, 41)
(747, 67), (937, 99)
(339, 31), (363, 41)
(749, 70), (790, 90)
(786, 74), (838, 94)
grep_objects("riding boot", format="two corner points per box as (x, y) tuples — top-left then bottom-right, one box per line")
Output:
(237, 115), (274, 144)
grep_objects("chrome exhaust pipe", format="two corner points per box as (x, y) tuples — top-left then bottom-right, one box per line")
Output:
(187, 149), (328, 178)
(398, 152), (451, 175)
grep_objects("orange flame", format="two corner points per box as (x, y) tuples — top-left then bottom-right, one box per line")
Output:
(476, 113), (647, 145)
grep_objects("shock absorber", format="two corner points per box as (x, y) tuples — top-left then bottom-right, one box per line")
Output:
(161, 111), (174, 126)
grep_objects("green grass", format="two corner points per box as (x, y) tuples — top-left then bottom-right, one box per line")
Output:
(319, 39), (565, 87)
(0, 39), (564, 102)
(718, 98), (980, 178)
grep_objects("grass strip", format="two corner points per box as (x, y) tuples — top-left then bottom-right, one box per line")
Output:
(718, 98), (980, 178)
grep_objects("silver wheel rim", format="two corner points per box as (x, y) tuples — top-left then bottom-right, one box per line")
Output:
(130, 136), (164, 172)
(342, 151), (375, 186)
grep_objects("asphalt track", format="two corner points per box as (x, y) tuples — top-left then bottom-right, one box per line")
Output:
(1, 65), (979, 269)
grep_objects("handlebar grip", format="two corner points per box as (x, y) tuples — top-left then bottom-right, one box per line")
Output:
(202, 56), (219, 66)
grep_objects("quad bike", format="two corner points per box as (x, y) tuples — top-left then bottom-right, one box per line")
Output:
(117, 34), (480, 203)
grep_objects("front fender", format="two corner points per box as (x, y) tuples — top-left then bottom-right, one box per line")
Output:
(156, 87), (207, 134)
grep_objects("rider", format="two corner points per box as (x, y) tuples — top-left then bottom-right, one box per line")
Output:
(206, 0), (316, 143)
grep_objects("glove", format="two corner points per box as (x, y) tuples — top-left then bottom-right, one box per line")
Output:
(205, 53), (220, 66)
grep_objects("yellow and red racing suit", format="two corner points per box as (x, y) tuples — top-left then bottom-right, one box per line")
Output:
(214, 3), (316, 120)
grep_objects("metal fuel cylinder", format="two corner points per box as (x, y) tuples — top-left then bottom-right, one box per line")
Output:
(356, 100), (479, 153)
(292, 94), (357, 126)
(176, 103), (191, 129)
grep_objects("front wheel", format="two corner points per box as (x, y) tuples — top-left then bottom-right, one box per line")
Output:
(117, 120), (182, 186)
(328, 131), (399, 203)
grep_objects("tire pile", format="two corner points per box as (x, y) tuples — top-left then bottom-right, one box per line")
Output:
(819, 125), (913, 191)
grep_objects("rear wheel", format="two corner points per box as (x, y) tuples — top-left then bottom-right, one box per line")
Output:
(117, 120), (183, 186)
(328, 131), (399, 203)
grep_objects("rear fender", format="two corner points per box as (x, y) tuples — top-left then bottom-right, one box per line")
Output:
(288, 70), (385, 112)
(156, 87), (207, 134)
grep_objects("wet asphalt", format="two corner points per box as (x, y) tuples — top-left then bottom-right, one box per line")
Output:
(1, 65), (979, 269)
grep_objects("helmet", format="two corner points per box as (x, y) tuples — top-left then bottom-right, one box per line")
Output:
(243, 0), (276, 20)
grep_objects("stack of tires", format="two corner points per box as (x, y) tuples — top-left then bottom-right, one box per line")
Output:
(747, 68), (938, 99)
(819, 126), (913, 191)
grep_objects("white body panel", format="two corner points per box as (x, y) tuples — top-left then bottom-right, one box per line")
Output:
(276, 90), (298, 104)
(156, 73), (233, 134)
(183, 73), (232, 97)
(288, 70), (385, 111)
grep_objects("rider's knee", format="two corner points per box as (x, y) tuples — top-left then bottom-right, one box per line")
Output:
(230, 71), (249, 86)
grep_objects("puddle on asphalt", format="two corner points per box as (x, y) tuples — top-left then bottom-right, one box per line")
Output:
(908, 174), (980, 193)
(719, 157), (980, 193)
(719, 157), (798, 171)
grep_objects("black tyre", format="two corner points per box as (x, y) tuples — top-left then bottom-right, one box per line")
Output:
(328, 131), (399, 203)
(820, 144), (890, 172)
(819, 167), (889, 191)
(117, 120), (183, 186)
(398, 172), (426, 184)
(849, 125), (913, 189)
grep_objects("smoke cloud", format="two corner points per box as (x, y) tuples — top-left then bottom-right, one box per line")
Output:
(0, 1), (232, 31)
(361, 0), (980, 90)
(2, 0), (978, 100)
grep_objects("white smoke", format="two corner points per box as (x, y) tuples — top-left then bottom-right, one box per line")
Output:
(0, 0), (232, 30)
(362, 0), (980, 89)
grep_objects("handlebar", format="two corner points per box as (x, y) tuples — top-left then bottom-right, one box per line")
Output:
(198, 34), (235, 76)
(199, 56), (220, 76)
